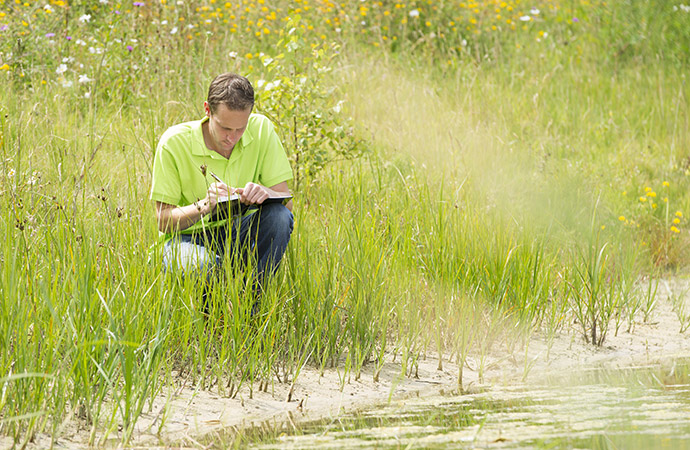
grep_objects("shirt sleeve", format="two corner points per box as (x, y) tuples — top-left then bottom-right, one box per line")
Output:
(257, 117), (294, 188)
(149, 142), (183, 206)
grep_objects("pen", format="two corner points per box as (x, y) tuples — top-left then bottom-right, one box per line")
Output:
(209, 171), (224, 184)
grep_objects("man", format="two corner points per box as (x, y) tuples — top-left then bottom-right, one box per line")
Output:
(150, 72), (294, 291)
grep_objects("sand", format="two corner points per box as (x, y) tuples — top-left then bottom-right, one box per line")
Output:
(12, 278), (690, 449)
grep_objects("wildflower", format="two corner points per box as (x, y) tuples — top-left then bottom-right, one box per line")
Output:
(664, 197), (669, 203)
(228, 51), (237, 58)
(676, 211), (683, 218)
(530, 8), (540, 15)
(639, 196), (647, 202)
(79, 14), (91, 23)
(0, 25), (8, 32)
(674, 218), (681, 224)
(663, 181), (670, 187)
(170, 26), (178, 34)
(618, 216), (626, 222)
(408, 9), (419, 17)
(572, 17), (579, 22)
(520, 15), (531, 21)
(133, 1), (145, 5)
(56, 64), (68, 74)
(644, 186), (652, 192)
(84, 91), (91, 98)
(0, 64), (10, 71)
(61, 79), (73, 88)
(45, 32), (55, 38)
(78, 74), (92, 83)
(99, 0), (109, 3)
(646, 191), (656, 197)
(126, 45), (133, 52)
(671, 226), (680, 233)
(66, 36), (72, 40)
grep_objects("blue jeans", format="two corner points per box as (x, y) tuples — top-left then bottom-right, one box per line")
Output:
(163, 203), (294, 289)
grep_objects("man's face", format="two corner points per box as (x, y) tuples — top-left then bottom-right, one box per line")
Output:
(204, 101), (251, 154)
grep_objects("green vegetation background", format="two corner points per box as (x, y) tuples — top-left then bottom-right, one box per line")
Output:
(0, 0), (689, 446)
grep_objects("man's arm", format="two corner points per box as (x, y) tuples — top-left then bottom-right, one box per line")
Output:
(154, 182), (229, 233)
(236, 181), (293, 212)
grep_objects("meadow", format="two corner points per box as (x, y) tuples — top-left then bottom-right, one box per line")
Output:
(1, 0), (690, 447)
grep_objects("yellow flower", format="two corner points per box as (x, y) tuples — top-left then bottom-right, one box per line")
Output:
(618, 216), (626, 222)
(0, 64), (9, 71)
(639, 197), (647, 202)
(646, 191), (656, 197)
(673, 218), (681, 224)
(644, 186), (652, 192)
(664, 197), (669, 203)
(245, 52), (253, 59)
(601, 225), (606, 230)
(671, 226), (680, 233)
(676, 211), (683, 218)
(663, 181), (670, 187)
(652, 203), (657, 209)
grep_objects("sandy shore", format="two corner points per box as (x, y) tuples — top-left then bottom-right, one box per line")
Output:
(12, 278), (690, 449)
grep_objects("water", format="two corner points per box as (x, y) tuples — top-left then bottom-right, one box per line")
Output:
(236, 361), (690, 449)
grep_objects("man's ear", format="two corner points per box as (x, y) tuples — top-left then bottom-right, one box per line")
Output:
(203, 101), (211, 117)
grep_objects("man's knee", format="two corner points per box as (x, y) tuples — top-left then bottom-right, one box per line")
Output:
(259, 203), (294, 239)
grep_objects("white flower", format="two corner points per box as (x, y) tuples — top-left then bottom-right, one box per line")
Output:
(43, 5), (53, 11)
(530, 8), (540, 15)
(256, 79), (266, 89)
(61, 80), (73, 88)
(408, 9), (419, 17)
(264, 79), (281, 91)
(461, 39), (467, 47)
(75, 39), (86, 46)
(84, 91), (91, 98)
(99, 0), (109, 3)
(520, 15), (531, 21)
(79, 14), (91, 23)
(228, 51), (238, 58)
(56, 64), (68, 75)
(62, 56), (74, 63)
(78, 74), (92, 83)
(161, 20), (168, 25)
(176, 0), (184, 5)
(170, 26), (178, 34)
(335, 27), (341, 33)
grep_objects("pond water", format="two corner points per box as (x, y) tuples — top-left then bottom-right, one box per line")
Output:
(233, 361), (690, 449)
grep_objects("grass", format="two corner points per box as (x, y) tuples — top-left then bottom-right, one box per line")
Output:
(1, 0), (690, 446)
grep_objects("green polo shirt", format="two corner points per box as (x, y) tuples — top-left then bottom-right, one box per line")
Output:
(150, 113), (293, 238)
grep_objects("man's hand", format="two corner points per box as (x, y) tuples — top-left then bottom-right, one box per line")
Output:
(235, 182), (270, 206)
(200, 182), (231, 214)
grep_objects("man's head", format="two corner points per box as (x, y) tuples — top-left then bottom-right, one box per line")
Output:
(206, 72), (255, 114)
(203, 73), (255, 154)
